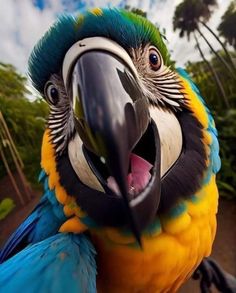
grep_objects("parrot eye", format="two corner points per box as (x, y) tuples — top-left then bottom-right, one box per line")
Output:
(148, 47), (162, 71)
(44, 82), (59, 105)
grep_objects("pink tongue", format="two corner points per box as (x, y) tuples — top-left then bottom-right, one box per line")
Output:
(107, 154), (153, 197)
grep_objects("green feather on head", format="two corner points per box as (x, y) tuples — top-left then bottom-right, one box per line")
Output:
(28, 8), (171, 93)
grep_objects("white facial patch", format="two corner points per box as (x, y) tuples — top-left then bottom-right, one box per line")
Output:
(69, 107), (182, 190)
(68, 134), (104, 192)
(149, 106), (182, 177)
(66, 37), (182, 188)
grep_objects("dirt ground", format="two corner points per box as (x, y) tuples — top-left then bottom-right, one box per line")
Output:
(0, 174), (235, 292)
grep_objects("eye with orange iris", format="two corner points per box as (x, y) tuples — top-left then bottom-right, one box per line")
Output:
(149, 48), (162, 71)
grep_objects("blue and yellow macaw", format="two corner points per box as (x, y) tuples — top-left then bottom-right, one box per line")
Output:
(0, 7), (231, 293)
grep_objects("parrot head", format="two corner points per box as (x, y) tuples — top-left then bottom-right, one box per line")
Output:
(29, 8), (211, 243)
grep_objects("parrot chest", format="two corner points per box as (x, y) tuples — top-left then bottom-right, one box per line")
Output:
(91, 177), (218, 293)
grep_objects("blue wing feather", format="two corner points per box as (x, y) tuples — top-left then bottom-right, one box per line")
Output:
(0, 211), (38, 263)
(0, 170), (66, 263)
(0, 233), (97, 293)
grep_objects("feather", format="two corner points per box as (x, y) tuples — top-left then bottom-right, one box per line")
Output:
(177, 67), (221, 180)
(0, 233), (97, 293)
(28, 9), (171, 94)
(161, 97), (181, 107)
(0, 170), (66, 263)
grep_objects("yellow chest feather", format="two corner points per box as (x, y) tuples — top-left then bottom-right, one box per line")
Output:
(91, 176), (218, 293)
(41, 130), (218, 292)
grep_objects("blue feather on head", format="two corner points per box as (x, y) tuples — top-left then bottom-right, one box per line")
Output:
(28, 8), (170, 93)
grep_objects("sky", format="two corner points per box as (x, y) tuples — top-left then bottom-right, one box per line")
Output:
(0, 0), (232, 76)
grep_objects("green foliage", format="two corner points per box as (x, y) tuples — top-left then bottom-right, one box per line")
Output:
(0, 63), (29, 99)
(0, 198), (15, 220)
(186, 53), (236, 198)
(0, 95), (48, 186)
(0, 62), (48, 187)
(214, 109), (236, 198)
(218, 1), (236, 49)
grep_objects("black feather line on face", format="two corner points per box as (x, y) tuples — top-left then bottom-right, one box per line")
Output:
(159, 109), (207, 212)
(130, 45), (186, 110)
(56, 153), (128, 227)
(55, 109), (207, 222)
(46, 74), (75, 155)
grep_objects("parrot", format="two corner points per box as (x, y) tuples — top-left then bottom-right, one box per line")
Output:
(1, 7), (233, 293)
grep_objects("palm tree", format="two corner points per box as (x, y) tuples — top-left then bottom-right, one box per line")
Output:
(218, 1), (236, 50)
(173, 0), (231, 106)
(173, 0), (204, 40)
(200, 0), (236, 71)
(173, 0), (236, 76)
(196, 27), (235, 76)
(194, 34), (229, 108)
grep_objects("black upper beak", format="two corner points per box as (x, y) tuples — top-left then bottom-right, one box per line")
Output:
(67, 50), (161, 245)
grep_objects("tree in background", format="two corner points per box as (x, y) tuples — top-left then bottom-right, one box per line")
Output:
(173, 0), (236, 107)
(193, 35), (229, 107)
(200, 0), (236, 71)
(218, 1), (236, 50)
(0, 63), (29, 99)
(173, 0), (236, 197)
(173, 0), (229, 106)
(0, 63), (48, 186)
(173, 0), (235, 77)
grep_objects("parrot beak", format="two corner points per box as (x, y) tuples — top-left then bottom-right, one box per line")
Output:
(63, 39), (161, 244)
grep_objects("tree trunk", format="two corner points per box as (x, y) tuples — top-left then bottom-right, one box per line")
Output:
(0, 111), (24, 169)
(0, 134), (25, 206)
(199, 20), (236, 72)
(196, 27), (236, 80)
(194, 34), (230, 109)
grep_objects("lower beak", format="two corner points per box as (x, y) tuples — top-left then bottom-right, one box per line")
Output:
(68, 51), (161, 244)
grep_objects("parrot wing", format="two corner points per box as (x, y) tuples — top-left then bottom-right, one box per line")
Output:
(0, 170), (66, 263)
(0, 233), (97, 293)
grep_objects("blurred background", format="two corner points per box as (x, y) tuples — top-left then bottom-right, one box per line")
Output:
(0, 0), (235, 291)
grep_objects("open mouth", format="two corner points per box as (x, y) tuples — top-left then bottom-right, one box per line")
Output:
(83, 121), (158, 203)
(64, 38), (162, 236)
